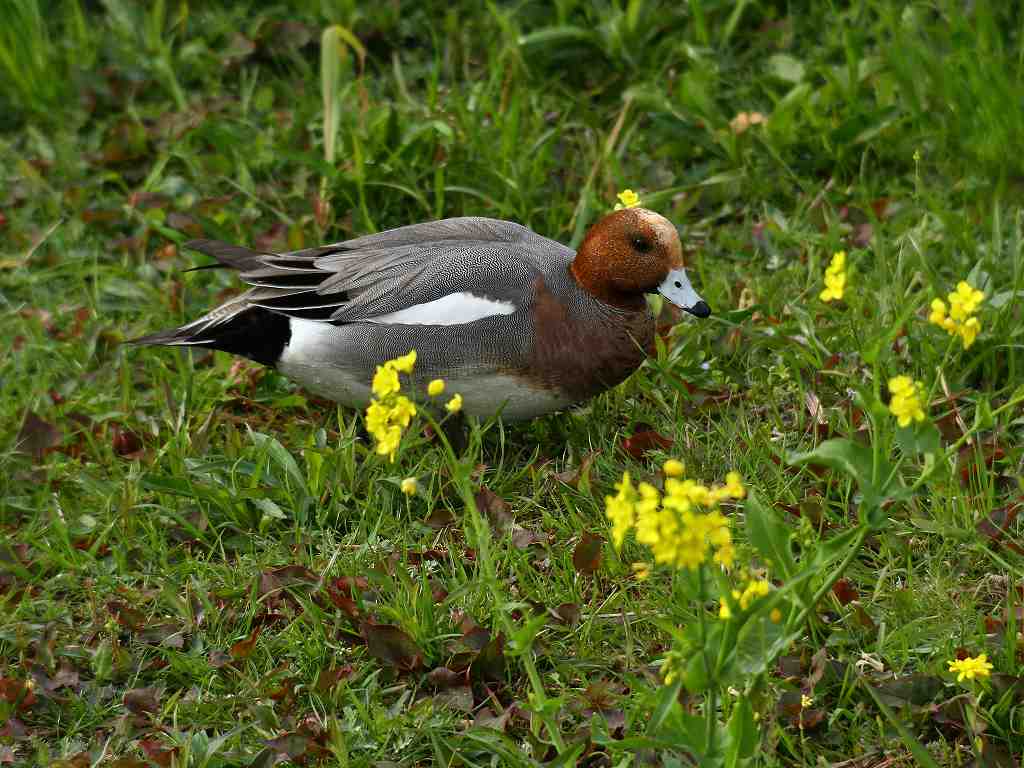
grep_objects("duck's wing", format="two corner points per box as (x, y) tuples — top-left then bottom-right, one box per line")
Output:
(185, 216), (572, 324)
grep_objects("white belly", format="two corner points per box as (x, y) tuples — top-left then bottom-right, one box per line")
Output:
(277, 319), (574, 421)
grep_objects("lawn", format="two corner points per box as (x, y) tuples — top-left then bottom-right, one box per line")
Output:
(2, 1), (1023, 765)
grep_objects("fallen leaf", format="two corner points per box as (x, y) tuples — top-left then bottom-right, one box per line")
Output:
(361, 623), (423, 672)
(123, 686), (161, 716)
(424, 508), (456, 529)
(469, 632), (506, 683)
(107, 601), (147, 632)
(474, 487), (513, 531)
(139, 741), (177, 768)
(572, 532), (604, 575)
(621, 430), (673, 459)
(15, 412), (62, 460)
(230, 625), (262, 660)
(832, 578), (859, 605)
(977, 502), (1023, 555)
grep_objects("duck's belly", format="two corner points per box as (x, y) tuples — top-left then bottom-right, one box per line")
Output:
(276, 319), (575, 421)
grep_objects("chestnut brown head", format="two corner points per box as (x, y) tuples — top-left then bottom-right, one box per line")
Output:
(570, 208), (710, 316)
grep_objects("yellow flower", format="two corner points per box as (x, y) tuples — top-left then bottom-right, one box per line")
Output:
(372, 365), (400, 398)
(769, 608), (783, 623)
(389, 349), (417, 374)
(801, 694), (813, 709)
(663, 459), (685, 478)
(374, 425), (402, 461)
(390, 395), (417, 428)
(605, 472), (638, 549)
(631, 562), (651, 580)
(887, 375), (927, 428)
(445, 393), (463, 413)
(614, 189), (641, 210)
(947, 653), (993, 682)
(724, 471), (745, 499)
(401, 477), (418, 496)
(427, 379), (445, 397)
(819, 251), (847, 302)
(929, 281), (984, 349)
(719, 598), (732, 619)
(959, 316), (980, 349)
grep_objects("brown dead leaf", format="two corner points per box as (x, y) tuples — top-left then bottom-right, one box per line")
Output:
(139, 740), (177, 768)
(361, 623), (423, 672)
(552, 451), (598, 488)
(123, 686), (161, 716)
(15, 412), (62, 460)
(424, 508), (456, 529)
(0, 678), (36, 709)
(977, 502), (1023, 555)
(475, 487), (513, 531)
(230, 625), (262, 660)
(572, 532), (604, 575)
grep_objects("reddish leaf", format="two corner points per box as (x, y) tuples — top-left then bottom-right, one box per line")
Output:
(139, 740), (177, 768)
(107, 601), (147, 632)
(832, 578), (859, 605)
(110, 424), (143, 458)
(0, 746), (15, 764)
(0, 679), (36, 709)
(572, 532), (604, 575)
(15, 412), (62, 460)
(230, 625), (262, 660)
(315, 665), (354, 693)
(361, 623), (423, 672)
(621, 430), (673, 459)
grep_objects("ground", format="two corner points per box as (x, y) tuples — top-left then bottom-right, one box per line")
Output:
(1, 1), (1023, 766)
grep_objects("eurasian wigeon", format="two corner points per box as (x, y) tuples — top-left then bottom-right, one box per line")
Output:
(133, 209), (710, 420)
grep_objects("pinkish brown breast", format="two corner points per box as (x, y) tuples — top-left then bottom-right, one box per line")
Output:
(524, 277), (654, 402)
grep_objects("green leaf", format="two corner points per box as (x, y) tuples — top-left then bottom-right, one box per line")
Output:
(725, 698), (758, 767)
(788, 438), (874, 488)
(683, 651), (710, 693)
(744, 492), (797, 578)
(895, 422), (941, 456)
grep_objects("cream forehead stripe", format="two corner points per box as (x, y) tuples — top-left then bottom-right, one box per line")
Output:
(635, 209), (682, 260)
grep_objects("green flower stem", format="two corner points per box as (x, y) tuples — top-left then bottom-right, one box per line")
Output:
(426, 411), (568, 754)
(908, 388), (1024, 493)
(697, 566), (718, 757)
(793, 525), (870, 628)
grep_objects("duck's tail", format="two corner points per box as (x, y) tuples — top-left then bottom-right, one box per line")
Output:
(127, 239), (292, 366)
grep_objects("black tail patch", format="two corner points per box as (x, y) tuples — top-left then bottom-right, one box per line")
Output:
(130, 306), (291, 367)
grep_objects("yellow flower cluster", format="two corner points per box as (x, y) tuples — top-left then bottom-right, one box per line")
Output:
(605, 462), (745, 571)
(819, 251), (847, 302)
(719, 577), (771, 619)
(947, 653), (993, 682)
(887, 375), (927, 428)
(929, 281), (984, 349)
(366, 351), (418, 462)
(614, 189), (641, 210)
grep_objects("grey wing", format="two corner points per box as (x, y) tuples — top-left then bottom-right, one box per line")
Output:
(186, 217), (572, 323)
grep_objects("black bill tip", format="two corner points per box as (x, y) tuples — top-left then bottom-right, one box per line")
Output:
(685, 300), (711, 318)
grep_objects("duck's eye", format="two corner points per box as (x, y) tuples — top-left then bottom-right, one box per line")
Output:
(632, 236), (652, 253)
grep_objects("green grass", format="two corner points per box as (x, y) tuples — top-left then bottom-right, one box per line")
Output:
(2, 1), (1023, 765)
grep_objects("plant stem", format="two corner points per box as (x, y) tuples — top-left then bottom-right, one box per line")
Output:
(793, 526), (869, 628)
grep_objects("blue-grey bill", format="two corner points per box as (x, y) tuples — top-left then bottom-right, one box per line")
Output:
(657, 268), (711, 318)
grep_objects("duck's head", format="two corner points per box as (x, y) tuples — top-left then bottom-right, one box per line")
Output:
(570, 207), (710, 318)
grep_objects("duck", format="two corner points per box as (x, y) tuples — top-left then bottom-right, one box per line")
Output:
(132, 208), (710, 421)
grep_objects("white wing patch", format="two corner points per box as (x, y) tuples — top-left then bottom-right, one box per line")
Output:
(363, 292), (516, 326)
